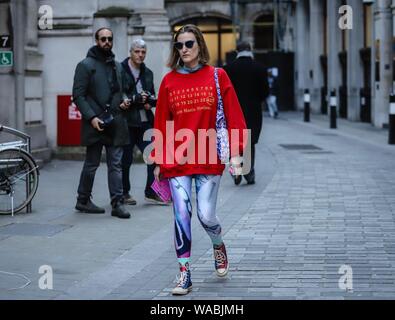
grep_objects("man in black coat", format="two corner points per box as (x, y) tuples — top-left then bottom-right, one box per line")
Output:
(121, 39), (168, 205)
(225, 41), (268, 185)
(72, 27), (131, 219)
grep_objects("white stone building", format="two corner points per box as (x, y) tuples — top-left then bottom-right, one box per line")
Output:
(0, 0), (393, 161)
(294, 0), (395, 130)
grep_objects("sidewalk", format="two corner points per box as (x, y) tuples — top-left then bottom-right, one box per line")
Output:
(0, 111), (394, 300)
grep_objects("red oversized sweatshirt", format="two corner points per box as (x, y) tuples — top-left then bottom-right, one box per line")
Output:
(152, 65), (247, 178)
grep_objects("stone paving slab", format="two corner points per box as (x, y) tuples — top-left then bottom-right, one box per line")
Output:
(1, 112), (395, 300)
(145, 113), (395, 300)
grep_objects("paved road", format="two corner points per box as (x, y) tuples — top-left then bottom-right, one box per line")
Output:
(1, 112), (394, 300)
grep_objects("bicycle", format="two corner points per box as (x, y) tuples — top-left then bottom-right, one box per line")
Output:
(0, 125), (39, 215)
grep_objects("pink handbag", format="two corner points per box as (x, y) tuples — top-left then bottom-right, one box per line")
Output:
(151, 179), (172, 203)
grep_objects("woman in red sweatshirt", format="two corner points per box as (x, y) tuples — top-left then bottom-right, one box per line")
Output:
(152, 24), (247, 295)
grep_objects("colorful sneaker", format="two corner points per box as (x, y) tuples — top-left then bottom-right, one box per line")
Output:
(172, 263), (192, 295)
(214, 243), (229, 277)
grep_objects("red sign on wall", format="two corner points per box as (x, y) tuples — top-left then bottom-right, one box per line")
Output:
(57, 95), (82, 146)
(68, 103), (81, 120)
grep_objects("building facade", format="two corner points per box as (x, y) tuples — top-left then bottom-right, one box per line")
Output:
(0, 0), (394, 160)
(0, 0), (172, 158)
(294, 0), (395, 129)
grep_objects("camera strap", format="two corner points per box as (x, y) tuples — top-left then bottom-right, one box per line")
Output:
(131, 75), (141, 94)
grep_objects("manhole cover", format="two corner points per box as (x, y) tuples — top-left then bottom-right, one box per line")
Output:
(279, 144), (322, 150)
(0, 223), (73, 237)
(301, 151), (334, 154)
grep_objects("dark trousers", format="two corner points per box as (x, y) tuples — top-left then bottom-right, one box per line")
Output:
(77, 142), (123, 207)
(122, 122), (155, 197)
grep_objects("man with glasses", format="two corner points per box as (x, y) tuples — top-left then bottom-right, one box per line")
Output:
(120, 39), (169, 206)
(72, 27), (131, 219)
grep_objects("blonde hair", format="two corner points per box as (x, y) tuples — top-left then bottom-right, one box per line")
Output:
(167, 24), (210, 69)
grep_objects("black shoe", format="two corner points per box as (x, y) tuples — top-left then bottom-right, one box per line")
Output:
(244, 170), (255, 185)
(111, 204), (131, 219)
(75, 199), (105, 214)
(233, 175), (242, 185)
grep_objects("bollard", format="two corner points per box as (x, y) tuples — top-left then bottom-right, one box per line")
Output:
(304, 89), (310, 122)
(330, 89), (337, 129)
(360, 90), (366, 122)
(389, 94), (395, 144)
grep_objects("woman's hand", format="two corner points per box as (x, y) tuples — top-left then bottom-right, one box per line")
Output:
(154, 165), (161, 181)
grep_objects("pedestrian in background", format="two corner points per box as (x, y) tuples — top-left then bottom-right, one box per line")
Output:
(267, 68), (279, 119)
(152, 24), (247, 295)
(225, 41), (268, 185)
(121, 39), (169, 206)
(72, 27), (131, 219)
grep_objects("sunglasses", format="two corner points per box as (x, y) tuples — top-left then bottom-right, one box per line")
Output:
(100, 36), (113, 43)
(174, 40), (195, 50)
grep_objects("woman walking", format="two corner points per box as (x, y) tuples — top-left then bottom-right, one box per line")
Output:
(152, 24), (247, 295)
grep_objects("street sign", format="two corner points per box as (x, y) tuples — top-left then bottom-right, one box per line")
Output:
(0, 35), (11, 48)
(0, 51), (13, 67)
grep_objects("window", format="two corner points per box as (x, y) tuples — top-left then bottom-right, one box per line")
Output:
(254, 14), (274, 52)
(363, 4), (372, 48)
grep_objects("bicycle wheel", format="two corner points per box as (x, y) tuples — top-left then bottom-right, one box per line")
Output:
(0, 148), (39, 215)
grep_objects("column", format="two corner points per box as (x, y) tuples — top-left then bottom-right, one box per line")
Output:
(373, 0), (393, 128)
(295, 0), (309, 111)
(327, 0), (342, 116)
(0, 1), (15, 127)
(133, 9), (171, 91)
(25, 0), (45, 126)
(347, 0), (364, 121)
(10, 0), (26, 131)
(309, 0), (324, 113)
(392, 0), (395, 89)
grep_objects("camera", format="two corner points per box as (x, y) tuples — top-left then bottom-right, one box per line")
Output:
(98, 105), (114, 129)
(132, 91), (157, 108)
(145, 92), (157, 108)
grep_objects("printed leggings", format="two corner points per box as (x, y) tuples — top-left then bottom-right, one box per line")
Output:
(169, 175), (223, 265)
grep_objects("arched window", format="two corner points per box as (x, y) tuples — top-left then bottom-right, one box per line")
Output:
(172, 17), (236, 66)
(254, 14), (274, 52)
